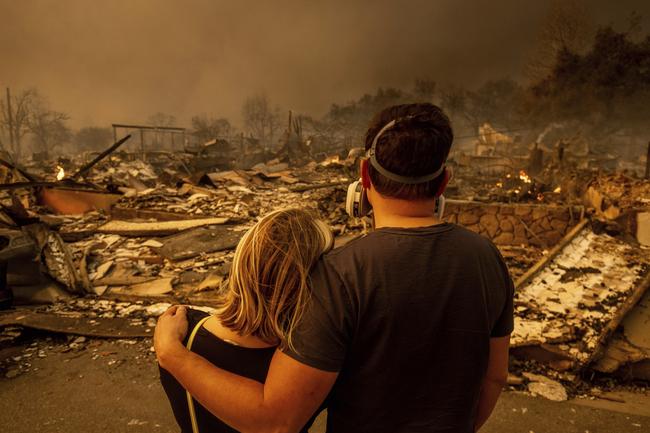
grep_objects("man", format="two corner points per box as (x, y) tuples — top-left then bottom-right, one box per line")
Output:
(155, 103), (514, 433)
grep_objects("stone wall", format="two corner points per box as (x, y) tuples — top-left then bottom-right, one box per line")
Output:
(443, 200), (583, 247)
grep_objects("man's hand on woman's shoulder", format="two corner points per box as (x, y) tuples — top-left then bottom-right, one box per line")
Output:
(154, 305), (189, 368)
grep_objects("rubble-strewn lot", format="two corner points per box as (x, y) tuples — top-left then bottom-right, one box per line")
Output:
(3, 326), (649, 433)
(512, 225), (649, 366)
(1, 140), (649, 406)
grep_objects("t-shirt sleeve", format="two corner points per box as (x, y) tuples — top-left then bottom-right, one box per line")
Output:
(489, 245), (515, 338)
(281, 258), (353, 372)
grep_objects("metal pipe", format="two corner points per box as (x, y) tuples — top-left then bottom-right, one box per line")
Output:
(70, 134), (132, 180)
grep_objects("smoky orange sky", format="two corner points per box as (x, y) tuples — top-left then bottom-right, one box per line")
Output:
(1, 0), (648, 129)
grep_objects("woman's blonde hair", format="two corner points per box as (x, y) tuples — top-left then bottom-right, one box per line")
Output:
(216, 208), (332, 351)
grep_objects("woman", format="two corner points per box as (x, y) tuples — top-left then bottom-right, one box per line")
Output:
(158, 208), (333, 433)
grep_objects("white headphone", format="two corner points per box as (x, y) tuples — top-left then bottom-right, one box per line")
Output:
(345, 180), (372, 218)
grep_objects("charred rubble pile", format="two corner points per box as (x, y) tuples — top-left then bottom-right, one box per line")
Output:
(442, 127), (650, 400)
(0, 134), (649, 403)
(0, 140), (358, 305)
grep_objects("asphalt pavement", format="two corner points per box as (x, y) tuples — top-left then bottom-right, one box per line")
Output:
(1, 337), (648, 433)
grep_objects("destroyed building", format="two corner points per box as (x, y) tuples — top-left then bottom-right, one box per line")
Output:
(0, 127), (648, 408)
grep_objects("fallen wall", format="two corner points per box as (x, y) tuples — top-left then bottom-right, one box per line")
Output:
(593, 287), (650, 380)
(509, 225), (649, 370)
(444, 200), (583, 247)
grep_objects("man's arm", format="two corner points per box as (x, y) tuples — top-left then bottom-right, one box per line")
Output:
(474, 335), (510, 432)
(156, 306), (337, 433)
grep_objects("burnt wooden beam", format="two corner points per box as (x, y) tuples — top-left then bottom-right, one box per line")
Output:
(0, 157), (40, 182)
(70, 134), (132, 180)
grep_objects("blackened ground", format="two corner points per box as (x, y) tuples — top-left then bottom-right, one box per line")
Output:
(0, 332), (649, 433)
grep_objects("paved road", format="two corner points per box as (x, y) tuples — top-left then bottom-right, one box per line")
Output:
(1, 337), (648, 433)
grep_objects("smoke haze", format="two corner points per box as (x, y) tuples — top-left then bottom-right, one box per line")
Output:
(1, 0), (648, 128)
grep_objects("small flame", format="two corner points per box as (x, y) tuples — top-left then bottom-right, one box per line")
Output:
(56, 166), (65, 181)
(553, 186), (561, 193)
(496, 182), (503, 188)
(519, 170), (532, 184)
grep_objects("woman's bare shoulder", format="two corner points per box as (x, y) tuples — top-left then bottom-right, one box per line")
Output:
(202, 315), (277, 349)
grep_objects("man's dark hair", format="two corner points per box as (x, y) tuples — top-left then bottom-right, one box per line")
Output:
(364, 103), (453, 200)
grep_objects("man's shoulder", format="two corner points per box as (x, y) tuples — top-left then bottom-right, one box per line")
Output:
(325, 232), (373, 260)
(445, 224), (508, 268)
(312, 224), (504, 284)
(324, 224), (497, 257)
(318, 231), (388, 272)
(306, 235), (372, 296)
(447, 223), (498, 247)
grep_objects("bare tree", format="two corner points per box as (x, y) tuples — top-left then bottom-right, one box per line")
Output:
(242, 93), (282, 148)
(28, 95), (71, 157)
(0, 88), (37, 160)
(145, 112), (177, 150)
(74, 126), (113, 152)
(191, 115), (233, 143)
(439, 85), (470, 122)
(413, 78), (436, 102)
(525, 0), (594, 81)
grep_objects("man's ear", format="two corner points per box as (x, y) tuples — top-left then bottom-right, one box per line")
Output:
(360, 159), (372, 189)
(435, 168), (451, 197)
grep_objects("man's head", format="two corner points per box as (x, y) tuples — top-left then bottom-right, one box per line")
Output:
(362, 103), (453, 201)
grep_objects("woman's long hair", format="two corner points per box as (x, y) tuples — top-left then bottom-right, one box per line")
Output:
(216, 208), (332, 352)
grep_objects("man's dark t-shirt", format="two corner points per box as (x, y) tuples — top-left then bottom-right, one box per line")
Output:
(284, 223), (514, 433)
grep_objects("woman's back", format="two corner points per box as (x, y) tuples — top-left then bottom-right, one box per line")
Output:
(157, 209), (333, 432)
(159, 309), (315, 433)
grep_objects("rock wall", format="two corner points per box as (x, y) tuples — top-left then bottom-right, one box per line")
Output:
(444, 200), (582, 247)
(638, 212), (650, 247)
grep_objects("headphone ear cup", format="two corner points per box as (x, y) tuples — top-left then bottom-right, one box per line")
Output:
(346, 181), (360, 217)
(346, 180), (373, 218)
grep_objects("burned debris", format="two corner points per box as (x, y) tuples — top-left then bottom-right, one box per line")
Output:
(0, 122), (648, 405)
